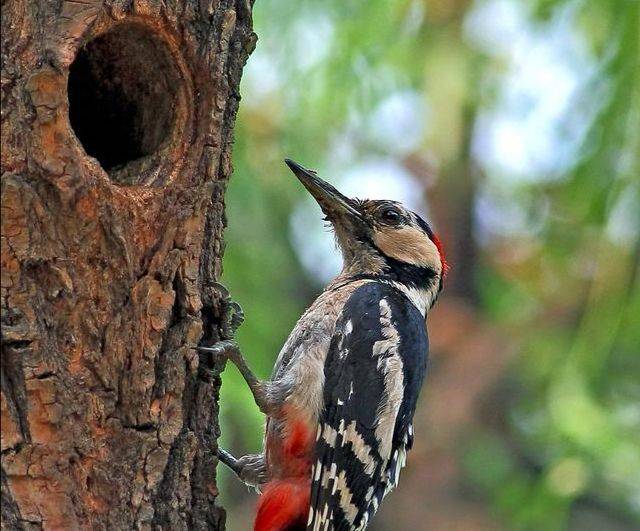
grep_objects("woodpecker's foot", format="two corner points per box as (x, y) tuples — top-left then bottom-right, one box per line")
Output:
(237, 453), (269, 488)
(211, 281), (245, 340)
(198, 341), (276, 415)
(197, 339), (238, 360)
(217, 448), (269, 489)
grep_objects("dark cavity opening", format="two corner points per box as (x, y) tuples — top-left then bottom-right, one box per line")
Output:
(68, 24), (179, 174)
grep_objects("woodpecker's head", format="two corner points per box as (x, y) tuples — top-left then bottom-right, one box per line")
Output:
(286, 159), (447, 310)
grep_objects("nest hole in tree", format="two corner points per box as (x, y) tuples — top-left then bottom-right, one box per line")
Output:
(68, 23), (182, 181)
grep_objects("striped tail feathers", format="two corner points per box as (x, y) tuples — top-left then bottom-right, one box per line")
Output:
(307, 422), (339, 530)
(362, 439), (409, 526)
(255, 478), (310, 531)
(308, 413), (388, 530)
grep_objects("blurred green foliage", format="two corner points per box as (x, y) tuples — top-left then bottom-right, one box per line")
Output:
(219, 0), (639, 529)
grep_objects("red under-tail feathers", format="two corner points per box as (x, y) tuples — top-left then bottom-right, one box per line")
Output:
(255, 407), (315, 531)
(255, 478), (310, 531)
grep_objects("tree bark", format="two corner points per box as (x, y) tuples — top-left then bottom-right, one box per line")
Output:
(1, 1), (255, 529)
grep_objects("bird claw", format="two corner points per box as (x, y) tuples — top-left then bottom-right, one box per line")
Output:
(213, 282), (245, 340)
(237, 453), (270, 488)
(217, 448), (269, 490)
(197, 339), (238, 360)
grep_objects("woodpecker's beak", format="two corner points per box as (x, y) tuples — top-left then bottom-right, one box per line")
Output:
(285, 159), (365, 224)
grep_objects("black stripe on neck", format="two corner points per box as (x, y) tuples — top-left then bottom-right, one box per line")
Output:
(381, 255), (438, 289)
(331, 261), (437, 294)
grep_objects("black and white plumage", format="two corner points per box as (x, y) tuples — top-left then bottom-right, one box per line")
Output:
(202, 159), (447, 531)
(308, 282), (428, 530)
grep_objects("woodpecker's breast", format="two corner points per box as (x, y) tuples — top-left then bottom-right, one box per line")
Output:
(265, 280), (372, 475)
(272, 280), (372, 419)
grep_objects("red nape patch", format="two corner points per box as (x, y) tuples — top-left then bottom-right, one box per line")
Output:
(255, 478), (310, 531)
(431, 233), (450, 278)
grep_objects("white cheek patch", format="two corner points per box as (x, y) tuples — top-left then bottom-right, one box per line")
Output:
(374, 226), (442, 273)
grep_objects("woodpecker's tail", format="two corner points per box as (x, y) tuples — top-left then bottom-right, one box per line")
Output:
(254, 477), (310, 531)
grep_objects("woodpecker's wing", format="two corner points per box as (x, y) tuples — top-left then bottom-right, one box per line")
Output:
(307, 282), (428, 531)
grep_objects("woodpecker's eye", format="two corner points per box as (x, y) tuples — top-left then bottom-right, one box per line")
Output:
(378, 208), (403, 225)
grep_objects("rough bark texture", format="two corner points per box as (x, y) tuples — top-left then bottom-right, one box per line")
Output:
(1, 1), (255, 529)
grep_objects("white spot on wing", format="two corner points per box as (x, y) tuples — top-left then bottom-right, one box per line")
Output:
(341, 421), (378, 475)
(322, 423), (338, 447)
(344, 319), (353, 335)
(365, 486), (374, 501)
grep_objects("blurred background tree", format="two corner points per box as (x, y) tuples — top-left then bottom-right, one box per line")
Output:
(217, 0), (639, 529)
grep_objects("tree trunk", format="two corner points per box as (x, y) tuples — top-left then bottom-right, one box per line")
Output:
(1, 1), (255, 529)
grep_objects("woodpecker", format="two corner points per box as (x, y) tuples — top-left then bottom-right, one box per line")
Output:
(199, 159), (447, 531)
